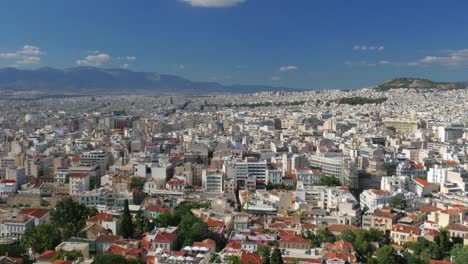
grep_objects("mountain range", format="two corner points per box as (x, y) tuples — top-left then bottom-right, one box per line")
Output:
(0, 67), (302, 95)
(1, 67), (467, 95)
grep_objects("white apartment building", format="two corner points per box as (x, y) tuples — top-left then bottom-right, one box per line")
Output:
(305, 186), (361, 226)
(427, 165), (452, 184)
(0, 180), (17, 196)
(438, 125), (464, 142)
(80, 150), (110, 175)
(360, 189), (392, 211)
(381, 175), (409, 193)
(308, 153), (343, 178)
(54, 168), (70, 184)
(229, 158), (267, 186)
(69, 173), (90, 195)
(202, 170), (224, 193)
(0, 215), (35, 238)
(296, 170), (322, 188)
(265, 169), (282, 184)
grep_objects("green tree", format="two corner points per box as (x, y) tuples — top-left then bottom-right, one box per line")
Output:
(21, 224), (62, 254)
(388, 195), (406, 210)
(225, 255), (242, 264)
(376, 245), (397, 264)
(317, 176), (341, 186)
(258, 244), (270, 258)
(119, 199), (134, 239)
(130, 177), (145, 191)
(270, 247), (284, 264)
(92, 254), (131, 264)
(50, 197), (95, 239)
(340, 229), (356, 242)
(312, 228), (335, 247)
(406, 237), (443, 262)
(177, 213), (211, 247)
(51, 249), (83, 262)
(450, 244), (468, 264)
(435, 228), (452, 255)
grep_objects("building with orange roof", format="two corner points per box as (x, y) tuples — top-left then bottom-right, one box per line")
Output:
(241, 251), (264, 264)
(204, 218), (225, 234)
(19, 208), (49, 225)
(428, 206), (466, 227)
(323, 240), (357, 263)
(390, 224), (420, 245)
(279, 235), (311, 250)
(86, 213), (120, 235)
(413, 177), (433, 197)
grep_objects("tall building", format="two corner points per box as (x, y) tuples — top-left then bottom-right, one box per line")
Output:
(202, 170), (224, 193)
(309, 153), (343, 178)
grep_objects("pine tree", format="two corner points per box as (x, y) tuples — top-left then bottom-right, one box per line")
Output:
(119, 199), (134, 238)
(270, 247), (284, 264)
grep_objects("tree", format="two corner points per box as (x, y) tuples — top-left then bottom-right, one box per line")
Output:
(21, 224), (62, 254)
(225, 255), (242, 264)
(406, 237), (443, 262)
(92, 254), (135, 264)
(258, 244), (270, 258)
(317, 176), (341, 186)
(450, 245), (468, 264)
(50, 197), (95, 239)
(270, 247), (284, 264)
(376, 245), (397, 264)
(130, 177), (145, 191)
(388, 195), (406, 210)
(119, 199), (134, 239)
(177, 213), (211, 248)
(340, 229), (356, 242)
(435, 228), (452, 255)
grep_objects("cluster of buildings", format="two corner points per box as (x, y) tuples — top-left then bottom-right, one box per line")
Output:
(0, 87), (467, 263)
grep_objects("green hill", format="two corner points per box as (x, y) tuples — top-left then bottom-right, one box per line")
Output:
(375, 78), (466, 91)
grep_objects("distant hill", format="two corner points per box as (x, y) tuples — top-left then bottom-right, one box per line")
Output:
(374, 78), (466, 91)
(0, 67), (303, 95)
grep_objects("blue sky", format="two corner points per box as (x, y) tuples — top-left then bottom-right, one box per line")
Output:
(1, 0), (468, 89)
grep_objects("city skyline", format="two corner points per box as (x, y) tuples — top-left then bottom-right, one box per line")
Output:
(2, 0), (468, 89)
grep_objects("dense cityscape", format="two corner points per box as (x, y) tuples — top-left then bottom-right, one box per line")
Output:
(2, 0), (468, 264)
(0, 85), (466, 264)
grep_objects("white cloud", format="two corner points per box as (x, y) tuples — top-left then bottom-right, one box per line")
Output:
(0, 44), (45, 65)
(279, 65), (298, 72)
(378, 60), (390, 65)
(18, 45), (44, 55)
(120, 63), (129, 69)
(271, 76), (281, 81)
(181, 0), (246, 8)
(0, 53), (18, 59)
(353, 45), (384, 51)
(402, 49), (468, 67)
(126, 56), (136, 61)
(76, 53), (111, 66)
(16, 56), (41, 65)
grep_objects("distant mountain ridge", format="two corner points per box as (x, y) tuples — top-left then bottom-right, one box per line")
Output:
(0, 67), (303, 95)
(374, 78), (467, 91)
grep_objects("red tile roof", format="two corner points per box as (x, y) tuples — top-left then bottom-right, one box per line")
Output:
(19, 208), (49, 218)
(204, 218), (225, 228)
(155, 232), (177, 243)
(38, 250), (56, 260)
(391, 224), (420, 235)
(414, 178), (432, 187)
(241, 252), (263, 264)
